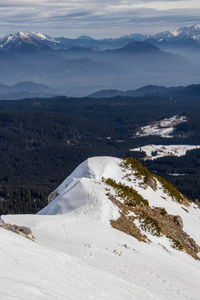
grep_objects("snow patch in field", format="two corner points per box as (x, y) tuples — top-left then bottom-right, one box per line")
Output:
(135, 115), (187, 138)
(130, 144), (200, 160)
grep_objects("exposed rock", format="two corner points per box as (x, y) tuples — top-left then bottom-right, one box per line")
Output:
(195, 199), (200, 208)
(146, 177), (157, 191)
(173, 215), (183, 228)
(108, 193), (200, 260)
(0, 223), (35, 240)
(107, 194), (146, 243)
(187, 237), (199, 253)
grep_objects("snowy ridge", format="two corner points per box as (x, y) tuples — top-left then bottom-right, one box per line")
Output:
(38, 156), (200, 245)
(1, 156), (200, 299)
(1, 24), (200, 53)
(0, 31), (60, 51)
(39, 157), (121, 223)
(152, 24), (200, 42)
(177, 24), (200, 40)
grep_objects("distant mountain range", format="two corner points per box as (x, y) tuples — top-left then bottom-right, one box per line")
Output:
(0, 25), (200, 96)
(0, 81), (58, 100)
(2, 81), (200, 101)
(89, 84), (200, 100)
(1, 25), (200, 53)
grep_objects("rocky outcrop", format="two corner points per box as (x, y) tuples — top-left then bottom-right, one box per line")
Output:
(173, 215), (183, 228)
(0, 223), (35, 241)
(109, 194), (147, 243)
(146, 177), (157, 191)
(108, 193), (200, 260)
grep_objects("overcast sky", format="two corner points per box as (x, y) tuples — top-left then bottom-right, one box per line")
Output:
(0, 0), (200, 37)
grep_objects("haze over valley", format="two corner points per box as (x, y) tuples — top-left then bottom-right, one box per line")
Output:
(1, 25), (200, 96)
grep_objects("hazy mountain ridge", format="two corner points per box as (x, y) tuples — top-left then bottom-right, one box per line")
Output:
(0, 39), (193, 96)
(0, 81), (58, 100)
(54, 24), (200, 51)
(0, 25), (199, 97)
(89, 84), (200, 99)
(2, 25), (200, 52)
(0, 26), (199, 96)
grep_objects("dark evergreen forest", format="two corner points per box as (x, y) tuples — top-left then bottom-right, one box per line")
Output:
(1, 94), (200, 214)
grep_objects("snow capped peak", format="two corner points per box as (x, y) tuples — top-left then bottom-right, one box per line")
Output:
(152, 30), (174, 41)
(17, 31), (27, 38)
(177, 24), (200, 39)
(30, 32), (47, 40)
(178, 24), (200, 32)
(0, 31), (61, 51)
(29, 31), (60, 43)
(146, 24), (200, 44)
(2, 31), (27, 41)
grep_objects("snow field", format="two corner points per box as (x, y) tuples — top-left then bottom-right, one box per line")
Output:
(2, 156), (200, 299)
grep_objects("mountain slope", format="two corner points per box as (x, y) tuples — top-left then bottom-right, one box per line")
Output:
(88, 83), (200, 99)
(108, 41), (160, 54)
(0, 224), (140, 300)
(0, 32), (61, 52)
(38, 157), (200, 257)
(0, 81), (58, 100)
(0, 31), (194, 96)
(2, 156), (200, 299)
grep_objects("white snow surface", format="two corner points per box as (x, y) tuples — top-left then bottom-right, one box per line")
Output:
(130, 144), (200, 160)
(0, 31), (60, 49)
(1, 156), (200, 300)
(136, 115), (187, 138)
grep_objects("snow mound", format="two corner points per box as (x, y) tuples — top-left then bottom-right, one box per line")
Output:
(38, 156), (200, 246)
(38, 157), (122, 222)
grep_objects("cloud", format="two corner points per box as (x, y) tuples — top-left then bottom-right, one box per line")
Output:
(0, 1), (199, 37)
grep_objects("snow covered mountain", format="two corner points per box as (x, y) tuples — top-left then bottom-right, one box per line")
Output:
(150, 25), (200, 42)
(151, 30), (175, 41)
(149, 25), (200, 54)
(1, 156), (200, 299)
(0, 31), (62, 52)
(1, 25), (200, 53)
(177, 25), (200, 40)
(56, 25), (200, 49)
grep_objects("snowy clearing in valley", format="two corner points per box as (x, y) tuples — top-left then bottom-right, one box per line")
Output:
(130, 144), (200, 160)
(135, 115), (187, 138)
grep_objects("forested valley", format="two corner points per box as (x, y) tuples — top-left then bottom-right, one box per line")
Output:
(1, 94), (200, 214)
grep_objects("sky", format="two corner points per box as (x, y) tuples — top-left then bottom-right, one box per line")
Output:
(0, 0), (200, 38)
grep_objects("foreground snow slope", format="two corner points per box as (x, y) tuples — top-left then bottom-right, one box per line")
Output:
(1, 226), (144, 300)
(2, 156), (200, 299)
